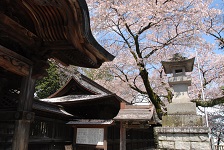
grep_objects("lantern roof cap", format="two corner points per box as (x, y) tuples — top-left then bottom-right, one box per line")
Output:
(162, 55), (195, 74)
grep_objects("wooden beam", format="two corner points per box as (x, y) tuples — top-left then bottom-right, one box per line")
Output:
(0, 13), (39, 47)
(0, 111), (34, 121)
(0, 45), (32, 76)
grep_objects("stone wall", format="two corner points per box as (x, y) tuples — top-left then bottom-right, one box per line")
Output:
(154, 127), (211, 150)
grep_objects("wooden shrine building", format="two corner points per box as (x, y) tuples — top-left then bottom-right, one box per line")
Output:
(40, 74), (125, 150)
(0, 0), (114, 149)
(114, 103), (156, 150)
(39, 75), (157, 150)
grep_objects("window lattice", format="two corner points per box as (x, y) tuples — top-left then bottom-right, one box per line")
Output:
(0, 89), (19, 109)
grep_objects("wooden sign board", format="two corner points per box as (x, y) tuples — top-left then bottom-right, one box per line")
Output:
(76, 128), (104, 145)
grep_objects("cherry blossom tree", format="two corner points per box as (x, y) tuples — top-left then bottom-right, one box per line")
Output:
(84, 0), (223, 119)
(209, 106), (224, 148)
(204, 1), (224, 50)
(190, 42), (224, 108)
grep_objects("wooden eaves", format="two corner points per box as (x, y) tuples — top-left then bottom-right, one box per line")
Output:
(0, 0), (114, 78)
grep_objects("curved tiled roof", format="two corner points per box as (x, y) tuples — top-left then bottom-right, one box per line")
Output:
(113, 105), (155, 121)
(42, 94), (115, 103)
(33, 99), (73, 117)
(67, 119), (114, 125)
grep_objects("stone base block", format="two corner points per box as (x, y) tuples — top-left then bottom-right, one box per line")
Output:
(162, 115), (203, 127)
(154, 127), (210, 150)
(167, 102), (196, 115)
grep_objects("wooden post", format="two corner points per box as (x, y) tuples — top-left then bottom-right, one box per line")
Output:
(73, 127), (77, 150)
(104, 127), (108, 150)
(120, 121), (126, 150)
(12, 67), (35, 150)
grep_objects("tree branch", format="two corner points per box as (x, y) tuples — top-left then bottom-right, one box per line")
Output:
(138, 22), (154, 35)
(191, 96), (224, 107)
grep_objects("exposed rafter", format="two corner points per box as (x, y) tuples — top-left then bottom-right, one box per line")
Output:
(0, 0), (114, 77)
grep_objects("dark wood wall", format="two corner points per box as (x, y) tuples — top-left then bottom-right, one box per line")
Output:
(0, 115), (73, 150)
(29, 116), (73, 150)
(107, 123), (155, 150)
(0, 70), (21, 150)
(0, 121), (15, 150)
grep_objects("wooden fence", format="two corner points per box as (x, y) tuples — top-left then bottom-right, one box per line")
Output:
(214, 145), (224, 150)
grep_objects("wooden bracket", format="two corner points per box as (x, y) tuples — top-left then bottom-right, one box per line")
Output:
(0, 45), (32, 76)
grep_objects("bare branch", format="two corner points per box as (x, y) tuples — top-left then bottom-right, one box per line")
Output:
(138, 22), (154, 35)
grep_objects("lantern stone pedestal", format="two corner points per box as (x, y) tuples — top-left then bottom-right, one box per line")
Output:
(154, 127), (210, 150)
(154, 55), (210, 150)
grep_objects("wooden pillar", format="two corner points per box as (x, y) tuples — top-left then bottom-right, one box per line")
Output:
(104, 127), (108, 150)
(120, 121), (126, 150)
(12, 67), (35, 150)
(73, 127), (77, 150)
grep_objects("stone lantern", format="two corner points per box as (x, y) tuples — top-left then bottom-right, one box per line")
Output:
(161, 54), (196, 115)
(154, 54), (210, 150)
